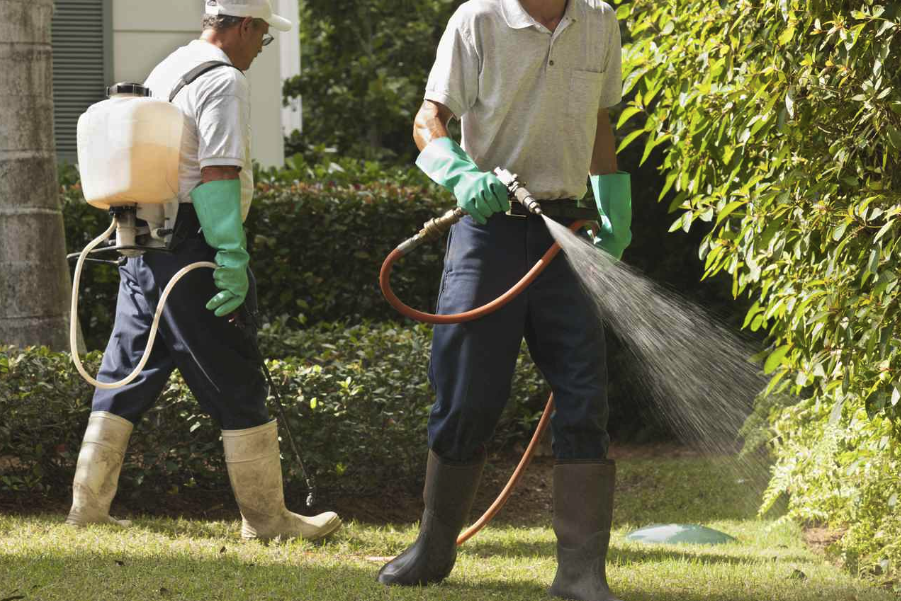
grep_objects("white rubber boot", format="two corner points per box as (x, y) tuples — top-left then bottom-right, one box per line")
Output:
(222, 420), (341, 542)
(66, 411), (133, 527)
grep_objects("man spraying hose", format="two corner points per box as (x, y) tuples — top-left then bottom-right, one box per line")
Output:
(66, 0), (341, 543)
(377, 1), (631, 600)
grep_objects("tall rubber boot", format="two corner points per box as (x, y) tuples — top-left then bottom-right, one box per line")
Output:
(549, 461), (622, 601)
(222, 420), (341, 542)
(66, 411), (133, 527)
(377, 450), (485, 586)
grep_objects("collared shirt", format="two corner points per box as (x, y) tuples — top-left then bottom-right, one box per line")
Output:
(425, 0), (622, 200)
(142, 40), (254, 226)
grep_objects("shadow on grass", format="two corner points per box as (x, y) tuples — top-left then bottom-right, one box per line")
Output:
(0, 547), (882, 601)
(609, 545), (810, 567)
(463, 539), (810, 568)
(2, 551), (376, 600)
(131, 516), (241, 541)
(0, 547), (547, 601)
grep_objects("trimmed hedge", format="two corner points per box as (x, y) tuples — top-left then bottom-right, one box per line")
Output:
(0, 321), (549, 499)
(63, 179), (454, 351)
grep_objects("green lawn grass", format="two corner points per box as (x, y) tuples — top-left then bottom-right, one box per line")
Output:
(0, 456), (893, 601)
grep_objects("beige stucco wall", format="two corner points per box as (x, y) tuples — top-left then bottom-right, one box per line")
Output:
(111, 0), (287, 168)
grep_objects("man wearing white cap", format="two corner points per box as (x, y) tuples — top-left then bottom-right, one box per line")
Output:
(65, 0), (342, 544)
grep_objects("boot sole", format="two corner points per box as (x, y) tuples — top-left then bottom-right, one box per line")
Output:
(65, 514), (132, 528)
(243, 517), (343, 543)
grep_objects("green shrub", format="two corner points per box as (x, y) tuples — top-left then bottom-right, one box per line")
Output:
(63, 176), (454, 351)
(246, 182), (451, 326)
(619, 0), (901, 582)
(254, 146), (440, 189)
(759, 394), (901, 586)
(0, 322), (549, 499)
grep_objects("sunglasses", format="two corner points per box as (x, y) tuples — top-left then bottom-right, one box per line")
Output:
(251, 19), (274, 47)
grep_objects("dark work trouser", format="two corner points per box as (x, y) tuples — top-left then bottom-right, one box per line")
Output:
(91, 207), (269, 430)
(427, 214), (609, 462)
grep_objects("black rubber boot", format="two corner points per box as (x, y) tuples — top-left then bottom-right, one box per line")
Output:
(377, 450), (485, 586)
(549, 461), (622, 601)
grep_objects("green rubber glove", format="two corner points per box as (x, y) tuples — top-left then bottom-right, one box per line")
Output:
(190, 179), (250, 317)
(415, 137), (510, 225)
(590, 172), (633, 260)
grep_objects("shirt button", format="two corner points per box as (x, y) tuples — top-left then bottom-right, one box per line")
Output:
(549, 60), (555, 66)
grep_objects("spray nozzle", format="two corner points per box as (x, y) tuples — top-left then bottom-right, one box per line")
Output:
(493, 168), (543, 216)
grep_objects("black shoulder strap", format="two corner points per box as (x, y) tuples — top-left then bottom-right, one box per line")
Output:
(168, 61), (241, 103)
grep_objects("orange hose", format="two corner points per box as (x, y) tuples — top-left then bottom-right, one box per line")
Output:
(456, 392), (555, 545)
(379, 218), (586, 545)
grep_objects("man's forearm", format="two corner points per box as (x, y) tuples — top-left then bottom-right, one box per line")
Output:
(201, 165), (241, 183)
(590, 109), (618, 175)
(413, 101), (454, 151)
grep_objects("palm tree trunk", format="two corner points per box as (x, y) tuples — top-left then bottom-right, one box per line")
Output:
(0, 0), (77, 350)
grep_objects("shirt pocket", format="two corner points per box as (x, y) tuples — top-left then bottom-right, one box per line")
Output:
(566, 70), (604, 120)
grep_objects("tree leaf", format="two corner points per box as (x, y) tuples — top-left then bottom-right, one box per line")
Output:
(717, 201), (746, 225)
(829, 397), (845, 425)
(764, 345), (791, 375)
(617, 106), (643, 129)
(778, 25), (796, 46)
(617, 129), (645, 153)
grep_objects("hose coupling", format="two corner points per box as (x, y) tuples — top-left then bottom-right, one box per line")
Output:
(423, 207), (467, 240)
(397, 207), (466, 256)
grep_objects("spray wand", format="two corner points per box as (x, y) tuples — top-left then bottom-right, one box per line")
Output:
(396, 168), (543, 257)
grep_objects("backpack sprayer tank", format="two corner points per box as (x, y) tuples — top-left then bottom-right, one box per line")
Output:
(76, 82), (184, 257)
(69, 82), (217, 391)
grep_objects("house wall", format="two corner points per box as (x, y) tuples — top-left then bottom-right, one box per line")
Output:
(110, 0), (294, 168)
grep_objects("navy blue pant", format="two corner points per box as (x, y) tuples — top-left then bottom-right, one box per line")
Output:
(91, 227), (269, 430)
(428, 214), (609, 463)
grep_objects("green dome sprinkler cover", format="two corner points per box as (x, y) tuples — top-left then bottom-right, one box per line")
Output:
(625, 524), (736, 546)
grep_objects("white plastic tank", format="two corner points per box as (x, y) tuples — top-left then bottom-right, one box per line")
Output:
(76, 83), (184, 210)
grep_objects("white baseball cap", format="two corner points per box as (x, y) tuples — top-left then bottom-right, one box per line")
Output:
(205, 0), (293, 32)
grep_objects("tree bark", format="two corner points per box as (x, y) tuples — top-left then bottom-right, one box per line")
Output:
(0, 0), (77, 350)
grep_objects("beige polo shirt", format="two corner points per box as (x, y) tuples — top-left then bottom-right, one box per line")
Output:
(424, 0), (622, 200)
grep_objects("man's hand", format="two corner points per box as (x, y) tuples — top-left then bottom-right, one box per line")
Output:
(192, 168), (249, 317)
(590, 109), (632, 259)
(412, 101), (509, 225)
(590, 173), (632, 260)
(417, 137), (509, 224)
